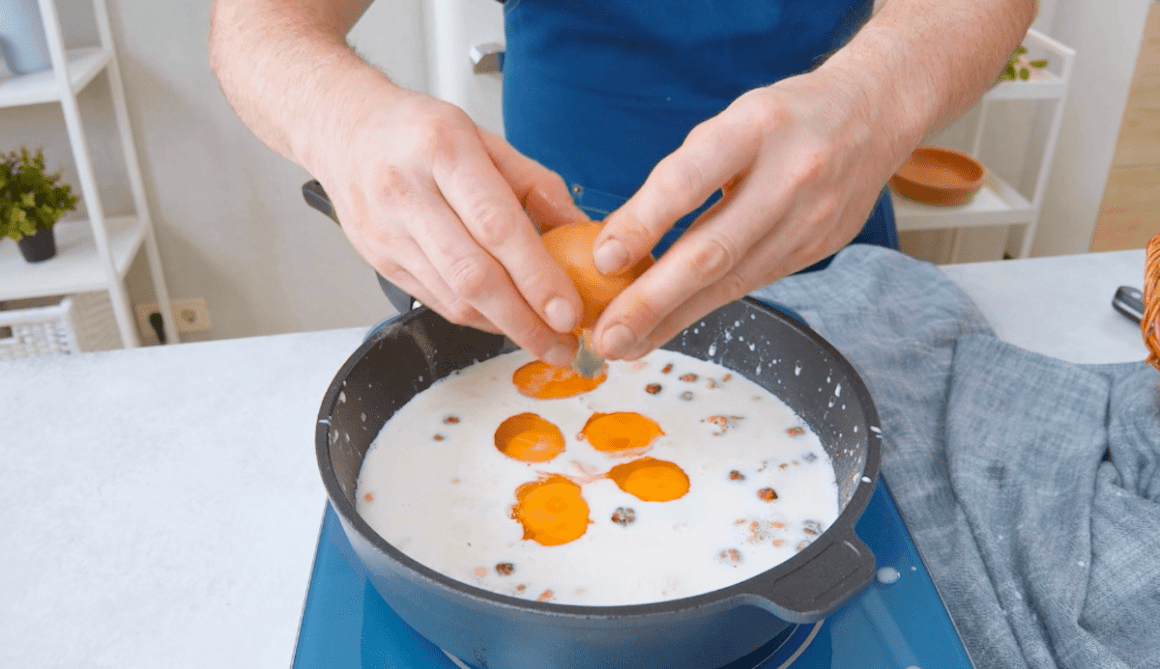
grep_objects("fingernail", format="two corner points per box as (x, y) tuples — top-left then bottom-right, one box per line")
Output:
(544, 297), (577, 333)
(593, 238), (629, 275)
(544, 343), (575, 368)
(600, 324), (637, 359)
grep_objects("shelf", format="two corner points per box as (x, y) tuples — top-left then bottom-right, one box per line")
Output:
(983, 69), (1067, 101)
(892, 174), (1035, 232)
(0, 47), (112, 109)
(0, 216), (147, 301)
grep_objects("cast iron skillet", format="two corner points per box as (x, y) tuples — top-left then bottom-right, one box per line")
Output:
(307, 181), (882, 669)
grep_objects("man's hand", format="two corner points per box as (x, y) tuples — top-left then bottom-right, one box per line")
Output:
(314, 88), (588, 367)
(587, 0), (1037, 361)
(589, 68), (897, 360)
(210, 0), (587, 367)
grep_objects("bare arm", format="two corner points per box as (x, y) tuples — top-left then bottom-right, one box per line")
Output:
(209, 0), (375, 170)
(823, 0), (1039, 148)
(209, 0), (588, 367)
(591, 0), (1038, 360)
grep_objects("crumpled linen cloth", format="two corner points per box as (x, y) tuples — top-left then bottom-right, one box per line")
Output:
(750, 245), (1160, 669)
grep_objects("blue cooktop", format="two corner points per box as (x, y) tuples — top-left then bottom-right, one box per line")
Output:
(292, 477), (973, 669)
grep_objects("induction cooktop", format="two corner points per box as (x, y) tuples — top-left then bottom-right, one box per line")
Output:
(291, 476), (973, 669)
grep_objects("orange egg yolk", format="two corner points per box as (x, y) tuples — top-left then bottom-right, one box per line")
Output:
(511, 475), (590, 546)
(541, 220), (654, 330)
(512, 359), (606, 399)
(581, 412), (664, 453)
(494, 413), (566, 462)
(606, 457), (690, 502)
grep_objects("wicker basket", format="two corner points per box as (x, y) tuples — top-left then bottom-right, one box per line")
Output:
(1145, 234), (1160, 372)
(0, 292), (121, 359)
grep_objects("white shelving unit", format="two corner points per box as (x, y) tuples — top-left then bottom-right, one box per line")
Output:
(892, 29), (1077, 261)
(0, 0), (177, 347)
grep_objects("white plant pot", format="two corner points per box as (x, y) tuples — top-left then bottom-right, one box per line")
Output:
(0, 0), (52, 75)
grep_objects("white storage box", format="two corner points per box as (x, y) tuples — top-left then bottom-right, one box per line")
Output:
(0, 292), (121, 359)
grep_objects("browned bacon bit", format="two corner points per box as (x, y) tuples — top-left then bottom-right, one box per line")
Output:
(722, 373), (732, 382)
(772, 539), (786, 548)
(473, 567), (487, 577)
(679, 373), (698, 382)
(706, 378), (716, 389)
(733, 519), (747, 526)
(516, 584), (527, 593)
(495, 562), (515, 576)
(796, 540), (811, 552)
(771, 521), (785, 529)
(728, 470), (745, 481)
(662, 363), (673, 374)
(444, 415), (460, 424)
(778, 463), (789, 471)
(679, 391), (694, 401)
(450, 478), (460, 484)
(537, 590), (554, 602)
(757, 488), (779, 502)
(363, 492), (374, 503)
(433, 434), (445, 441)
(718, 548), (742, 565)
(707, 416), (728, 429)
(611, 507), (636, 526)
(803, 520), (823, 536)
(645, 383), (662, 395)
(786, 426), (805, 437)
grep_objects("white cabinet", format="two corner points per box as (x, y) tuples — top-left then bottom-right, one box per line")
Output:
(0, 0), (177, 347)
(892, 28), (1077, 261)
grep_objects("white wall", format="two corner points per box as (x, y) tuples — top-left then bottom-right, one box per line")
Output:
(1, 0), (429, 343)
(1033, 0), (1154, 257)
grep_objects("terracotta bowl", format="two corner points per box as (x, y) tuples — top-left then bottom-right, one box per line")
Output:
(889, 146), (986, 206)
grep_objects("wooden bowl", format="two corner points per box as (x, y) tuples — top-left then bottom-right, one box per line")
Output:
(889, 146), (986, 206)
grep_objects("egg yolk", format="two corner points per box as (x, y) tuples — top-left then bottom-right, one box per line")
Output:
(606, 457), (690, 502)
(511, 475), (590, 546)
(495, 413), (566, 462)
(541, 220), (654, 330)
(581, 412), (664, 453)
(512, 360), (606, 399)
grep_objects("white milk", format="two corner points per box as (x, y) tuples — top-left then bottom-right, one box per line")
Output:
(356, 348), (839, 606)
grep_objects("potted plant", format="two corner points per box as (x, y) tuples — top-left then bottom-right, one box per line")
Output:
(0, 148), (79, 262)
(996, 44), (1048, 82)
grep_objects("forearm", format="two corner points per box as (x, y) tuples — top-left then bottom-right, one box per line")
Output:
(818, 0), (1037, 160)
(208, 0), (400, 174)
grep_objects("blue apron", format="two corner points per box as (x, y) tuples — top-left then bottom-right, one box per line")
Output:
(501, 0), (897, 272)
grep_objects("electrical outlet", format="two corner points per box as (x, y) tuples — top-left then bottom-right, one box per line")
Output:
(135, 298), (212, 339)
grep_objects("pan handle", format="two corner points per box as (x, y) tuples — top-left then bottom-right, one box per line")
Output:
(302, 180), (416, 316)
(744, 526), (876, 623)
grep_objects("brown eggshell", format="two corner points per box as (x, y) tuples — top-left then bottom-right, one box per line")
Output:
(541, 221), (654, 329)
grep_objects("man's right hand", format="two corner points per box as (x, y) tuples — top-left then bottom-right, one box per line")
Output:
(210, 0), (587, 367)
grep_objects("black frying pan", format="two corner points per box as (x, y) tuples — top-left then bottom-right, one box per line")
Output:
(306, 180), (882, 669)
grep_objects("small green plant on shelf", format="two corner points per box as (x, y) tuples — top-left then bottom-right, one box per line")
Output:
(997, 45), (1049, 82)
(0, 148), (78, 242)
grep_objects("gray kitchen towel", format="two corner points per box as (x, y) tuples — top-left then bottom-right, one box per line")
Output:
(751, 245), (1160, 669)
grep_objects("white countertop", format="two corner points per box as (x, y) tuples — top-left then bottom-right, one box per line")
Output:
(0, 250), (1148, 669)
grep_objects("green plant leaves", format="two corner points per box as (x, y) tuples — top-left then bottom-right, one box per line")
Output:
(0, 148), (78, 242)
(996, 44), (1049, 84)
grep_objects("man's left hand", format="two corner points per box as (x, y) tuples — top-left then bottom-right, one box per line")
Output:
(589, 67), (911, 360)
